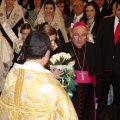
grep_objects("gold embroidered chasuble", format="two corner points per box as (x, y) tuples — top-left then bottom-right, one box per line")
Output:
(0, 62), (78, 120)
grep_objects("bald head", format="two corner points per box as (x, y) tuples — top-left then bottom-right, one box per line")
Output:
(70, 24), (88, 48)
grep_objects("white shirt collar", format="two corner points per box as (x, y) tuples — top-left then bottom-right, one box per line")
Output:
(100, 7), (103, 12)
(114, 16), (119, 33)
(74, 13), (84, 22)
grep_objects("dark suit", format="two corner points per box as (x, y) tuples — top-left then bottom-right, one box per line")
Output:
(65, 14), (85, 30)
(91, 21), (100, 42)
(99, 6), (109, 21)
(96, 16), (120, 120)
(104, 0), (117, 16)
(64, 6), (74, 17)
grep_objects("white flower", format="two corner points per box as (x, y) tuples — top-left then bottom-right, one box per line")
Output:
(50, 52), (72, 65)
(50, 57), (56, 64)
(66, 53), (71, 59)
(50, 53), (61, 64)
(53, 53), (60, 61)
(59, 52), (71, 60)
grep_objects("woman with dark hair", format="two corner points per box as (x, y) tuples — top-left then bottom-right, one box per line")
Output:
(84, 1), (100, 43)
(0, 31), (78, 120)
(25, 0), (42, 27)
(34, 0), (68, 45)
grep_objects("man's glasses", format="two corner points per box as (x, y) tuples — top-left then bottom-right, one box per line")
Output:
(73, 4), (84, 8)
(72, 33), (87, 40)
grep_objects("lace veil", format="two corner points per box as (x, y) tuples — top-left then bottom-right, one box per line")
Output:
(0, 31), (13, 92)
(34, 0), (68, 43)
(0, 0), (25, 24)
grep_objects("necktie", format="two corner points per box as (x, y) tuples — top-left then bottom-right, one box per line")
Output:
(73, 16), (77, 23)
(114, 20), (120, 45)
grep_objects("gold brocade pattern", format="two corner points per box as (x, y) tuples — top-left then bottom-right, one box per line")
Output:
(14, 69), (24, 119)
(0, 66), (78, 120)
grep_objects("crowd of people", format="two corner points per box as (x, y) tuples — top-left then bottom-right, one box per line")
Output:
(0, 0), (120, 120)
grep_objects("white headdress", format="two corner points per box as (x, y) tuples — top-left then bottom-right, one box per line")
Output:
(34, 0), (68, 43)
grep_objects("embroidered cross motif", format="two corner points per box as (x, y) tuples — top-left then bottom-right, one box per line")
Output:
(80, 71), (86, 80)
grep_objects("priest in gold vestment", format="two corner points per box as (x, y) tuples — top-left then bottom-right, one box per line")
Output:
(0, 31), (78, 120)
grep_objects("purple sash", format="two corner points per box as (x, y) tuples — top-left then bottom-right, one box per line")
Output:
(75, 70), (95, 84)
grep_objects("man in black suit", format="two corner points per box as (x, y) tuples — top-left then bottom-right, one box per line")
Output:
(94, 0), (109, 20)
(65, 0), (85, 36)
(104, 0), (117, 16)
(95, 1), (120, 120)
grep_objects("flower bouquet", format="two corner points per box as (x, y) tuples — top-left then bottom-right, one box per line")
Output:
(50, 52), (78, 99)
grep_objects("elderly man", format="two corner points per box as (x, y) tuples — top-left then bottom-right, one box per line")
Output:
(65, 0), (85, 36)
(0, 31), (78, 120)
(54, 22), (104, 120)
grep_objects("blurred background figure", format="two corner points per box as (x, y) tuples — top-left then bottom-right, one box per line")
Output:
(104, 0), (117, 16)
(112, 2), (117, 15)
(94, 0), (117, 20)
(18, 0), (31, 15)
(64, 0), (74, 16)
(25, 0), (42, 27)
(94, 0), (108, 20)
(104, 2), (117, 17)
(55, 0), (67, 19)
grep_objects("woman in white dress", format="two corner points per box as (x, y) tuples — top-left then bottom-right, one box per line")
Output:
(0, 0), (25, 62)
